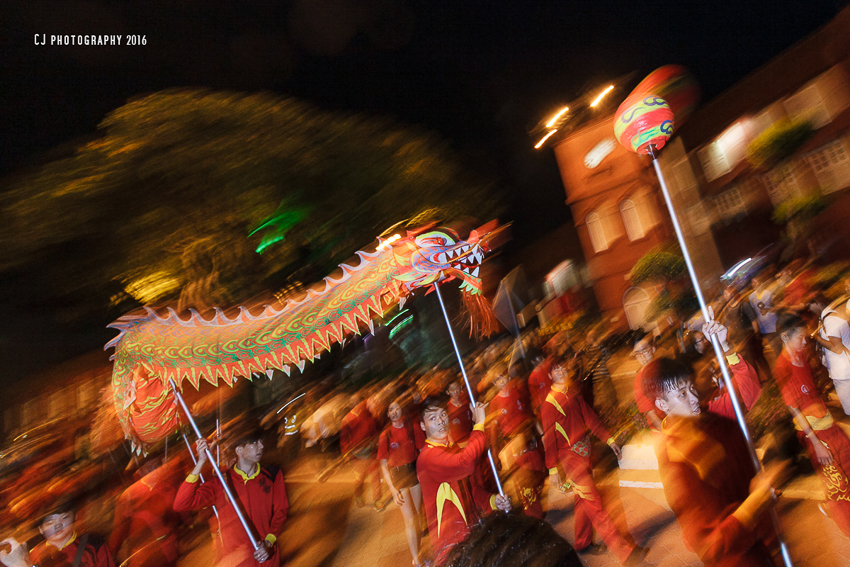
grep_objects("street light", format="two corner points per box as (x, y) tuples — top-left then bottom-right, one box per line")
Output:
(590, 85), (614, 107)
(534, 130), (558, 149)
(545, 106), (569, 128)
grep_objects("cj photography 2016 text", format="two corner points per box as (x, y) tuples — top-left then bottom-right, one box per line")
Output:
(34, 34), (146, 46)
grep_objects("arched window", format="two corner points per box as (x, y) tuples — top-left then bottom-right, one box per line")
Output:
(623, 287), (652, 330)
(620, 199), (645, 241)
(586, 211), (607, 253)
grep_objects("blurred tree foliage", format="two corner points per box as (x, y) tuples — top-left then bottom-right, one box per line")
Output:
(746, 118), (814, 171)
(630, 248), (686, 285)
(0, 89), (502, 319)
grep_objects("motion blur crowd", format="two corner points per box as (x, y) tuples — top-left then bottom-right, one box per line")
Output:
(4, 256), (850, 567)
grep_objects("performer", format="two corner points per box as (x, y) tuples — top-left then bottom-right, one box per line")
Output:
(700, 319), (762, 420)
(528, 333), (568, 416)
(378, 398), (424, 567)
(173, 428), (289, 567)
(29, 500), (116, 567)
(541, 355), (648, 565)
(446, 381), (473, 445)
(642, 354), (785, 566)
(109, 450), (184, 567)
(631, 332), (663, 431)
(489, 365), (546, 518)
(774, 313), (850, 536)
(417, 394), (511, 565)
(340, 394), (386, 510)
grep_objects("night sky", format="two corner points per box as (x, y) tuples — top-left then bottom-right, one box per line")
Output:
(0, 0), (845, 377)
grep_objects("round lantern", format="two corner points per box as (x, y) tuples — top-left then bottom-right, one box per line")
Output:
(613, 95), (674, 154)
(631, 65), (699, 124)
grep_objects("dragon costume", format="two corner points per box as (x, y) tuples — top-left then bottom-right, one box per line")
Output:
(106, 224), (500, 450)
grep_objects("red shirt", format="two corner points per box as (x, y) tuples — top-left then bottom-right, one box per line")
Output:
(490, 383), (532, 437)
(340, 401), (379, 457)
(109, 461), (184, 567)
(31, 534), (116, 567)
(541, 386), (612, 471)
(633, 366), (657, 415)
(774, 351), (828, 416)
(657, 414), (770, 566)
(377, 421), (417, 467)
(447, 399), (473, 444)
(416, 428), (496, 564)
(706, 357), (762, 420)
(528, 359), (553, 414)
(174, 465), (289, 566)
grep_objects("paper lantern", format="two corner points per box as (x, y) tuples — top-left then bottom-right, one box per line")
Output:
(614, 95), (674, 154)
(631, 65), (699, 124)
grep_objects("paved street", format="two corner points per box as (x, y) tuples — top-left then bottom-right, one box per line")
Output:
(172, 349), (850, 566)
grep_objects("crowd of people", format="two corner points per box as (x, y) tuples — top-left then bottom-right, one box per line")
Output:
(3, 259), (850, 567)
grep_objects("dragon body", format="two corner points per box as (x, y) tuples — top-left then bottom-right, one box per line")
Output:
(106, 225), (498, 448)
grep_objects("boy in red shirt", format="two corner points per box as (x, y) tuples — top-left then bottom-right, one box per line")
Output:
(29, 500), (116, 567)
(340, 394), (386, 510)
(378, 397), (424, 566)
(174, 428), (289, 567)
(109, 450), (185, 567)
(445, 381), (473, 445)
(417, 394), (510, 564)
(542, 355), (648, 565)
(774, 313), (850, 537)
(489, 365), (546, 518)
(643, 354), (785, 566)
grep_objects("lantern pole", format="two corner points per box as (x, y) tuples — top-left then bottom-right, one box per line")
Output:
(432, 281), (505, 497)
(647, 144), (793, 567)
(170, 379), (260, 551)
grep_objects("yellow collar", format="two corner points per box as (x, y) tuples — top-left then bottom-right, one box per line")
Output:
(54, 532), (77, 551)
(234, 464), (261, 483)
(425, 438), (452, 448)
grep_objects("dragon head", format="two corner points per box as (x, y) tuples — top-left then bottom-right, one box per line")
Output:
(389, 224), (500, 338)
(391, 227), (487, 295)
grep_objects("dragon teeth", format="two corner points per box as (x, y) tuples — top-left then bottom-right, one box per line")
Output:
(472, 266), (479, 277)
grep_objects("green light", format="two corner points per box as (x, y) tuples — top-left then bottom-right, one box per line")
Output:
(388, 315), (414, 339)
(256, 235), (285, 254)
(249, 201), (310, 254)
(385, 309), (410, 327)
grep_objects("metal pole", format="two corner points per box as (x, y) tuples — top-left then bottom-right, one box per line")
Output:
(649, 146), (794, 567)
(181, 432), (220, 522)
(169, 379), (260, 551)
(432, 281), (505, 497)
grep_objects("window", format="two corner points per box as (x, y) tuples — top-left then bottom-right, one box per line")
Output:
(713, 186), (747, 221)
(698, 140), (731, 182)
(785, 84), (831, 128)
(586, 212), (608, 253)
(807, 138), (850, 194)
(686, 204), (711, 235)
(763, 163), (799, 205)
(716, 123), (748, 170)
(623, 287), (651, 330)
(620, 199), (645, 241)
(672, 158), (697, 195)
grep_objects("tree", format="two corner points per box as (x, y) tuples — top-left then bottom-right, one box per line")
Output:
(0, 89), (503, 322)
(630, 249), (686, 286)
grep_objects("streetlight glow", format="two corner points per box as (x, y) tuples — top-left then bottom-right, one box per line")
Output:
(534, 129), (558, 149)
(545, 107), (569, 128)
(590, 85), (614, 107)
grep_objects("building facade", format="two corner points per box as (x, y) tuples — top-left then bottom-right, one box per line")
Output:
(551, 116), (676, 330)
(665, 7), (850, 267)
